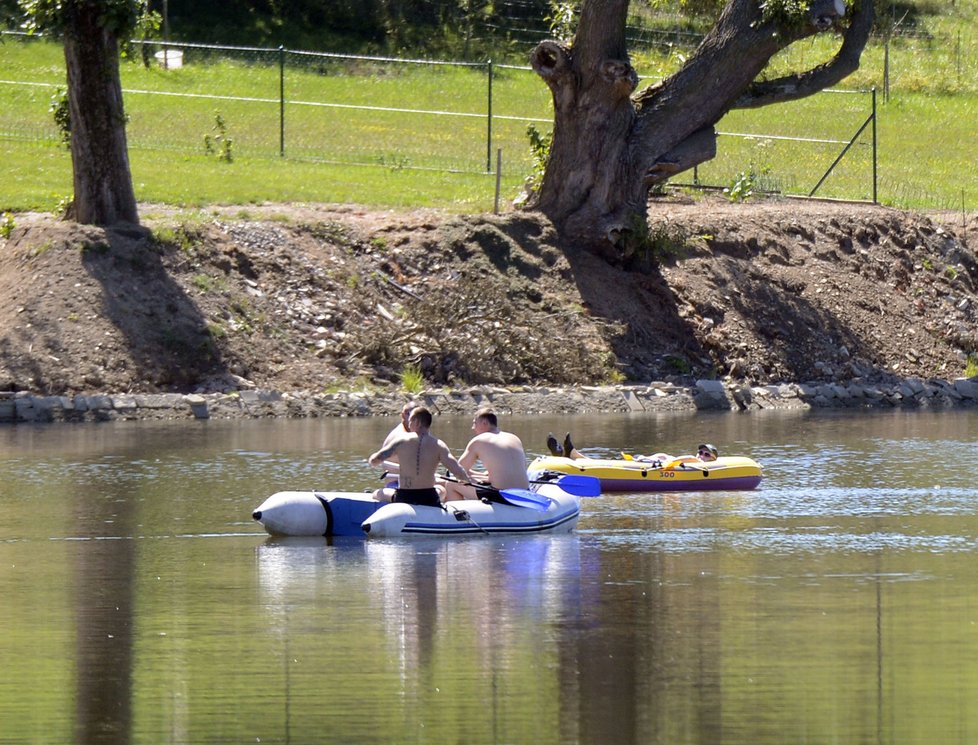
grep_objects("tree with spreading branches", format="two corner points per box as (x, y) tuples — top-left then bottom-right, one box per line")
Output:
(526, 0), (874, 254)
(20, 0), (141, 225)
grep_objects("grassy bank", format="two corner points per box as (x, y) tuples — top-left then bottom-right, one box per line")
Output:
(1, 26), (975, 215)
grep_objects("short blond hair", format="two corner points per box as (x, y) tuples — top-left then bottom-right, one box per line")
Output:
(409, 406), (433, 428)
(474, 407), (497, 427)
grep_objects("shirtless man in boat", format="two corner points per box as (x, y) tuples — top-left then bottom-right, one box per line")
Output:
(441, 407), (530, 502)
(547, 433), (718, 464)
(371, 399), (421, 501)
(368, 406), (469, 506)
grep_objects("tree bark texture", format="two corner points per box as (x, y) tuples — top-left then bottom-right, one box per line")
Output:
(527, 0), (874, 253)
(62, 7), (139, 226)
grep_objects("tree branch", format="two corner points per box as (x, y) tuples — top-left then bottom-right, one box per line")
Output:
(732, 1), (875, 109)
(530, 40), (573, 88)
(645, 127), (717, 185)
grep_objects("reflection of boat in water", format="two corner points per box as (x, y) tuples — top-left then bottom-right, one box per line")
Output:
(528, 454), (763, 492)
(252, 533), (599, 742)
(252, 481), (580, 538)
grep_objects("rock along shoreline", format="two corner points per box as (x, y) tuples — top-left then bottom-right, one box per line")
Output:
(3, 376), (978, 425)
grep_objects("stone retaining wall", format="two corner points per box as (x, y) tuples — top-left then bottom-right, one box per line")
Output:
(3, 376), (977, 424)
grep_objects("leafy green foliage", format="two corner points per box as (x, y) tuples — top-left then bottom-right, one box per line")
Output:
(0, 212), (14, 239)
(49, 87), (69, 147)
(203, 112), (233, 163)
(18, 0), (142, 38)
(758, 0), (812, 28)
(546, 1), (577, 40)
(724, 169), (759, 202)
(122, 4), (161, 65)
(516, 123), (552, 205)
(723, 161), (772, 202)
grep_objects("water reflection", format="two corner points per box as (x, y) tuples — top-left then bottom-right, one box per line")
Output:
(254, 535), (589, 743)
(4, 410), (978, 743)
(73, 477), (136, 745)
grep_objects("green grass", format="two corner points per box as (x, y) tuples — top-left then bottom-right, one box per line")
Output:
(1, 15), (976, 215)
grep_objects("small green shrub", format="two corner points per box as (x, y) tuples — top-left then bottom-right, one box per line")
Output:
(203, 112), (233, 163)
(665, 354), (692, 374)
(192, 274), (215, 292)
(966, 354), (978, 378)
(206, 321), (227, 339)
(49, 88), (70, 147)
(724, 167), (761, 202)
(152, 226), (195, 253)
(1, 212), (14, 240)
(515, 122), (552, 205)
(400, 364), (425, 393)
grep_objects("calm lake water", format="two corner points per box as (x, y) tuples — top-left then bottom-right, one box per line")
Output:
(3, 408), (978, 744)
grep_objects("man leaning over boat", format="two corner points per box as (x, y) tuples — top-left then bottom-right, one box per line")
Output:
(367, 406), (469, 506)
(441, 407), (530, 502)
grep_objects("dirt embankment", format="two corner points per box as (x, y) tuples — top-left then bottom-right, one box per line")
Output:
(1, 197), (977, 398)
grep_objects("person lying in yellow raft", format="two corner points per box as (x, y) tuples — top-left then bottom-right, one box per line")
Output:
(546, 432), (719, 467)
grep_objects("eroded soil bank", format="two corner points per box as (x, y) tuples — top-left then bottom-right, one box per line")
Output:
(2, 196), (977, 422)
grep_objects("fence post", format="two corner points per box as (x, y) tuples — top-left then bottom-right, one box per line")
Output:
(494, 148), (502, 213)
(808, 89), (876, 200)
(486, 59), (493, 174)
(279, 45), (286, 157)
(871, 87), (877, 204)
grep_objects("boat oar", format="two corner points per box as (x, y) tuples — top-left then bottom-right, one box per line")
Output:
(529, 473), (601, 496)
(440, 474), (551, 511)
(663, 458), (711, 475)
(489, 487), (551, 511)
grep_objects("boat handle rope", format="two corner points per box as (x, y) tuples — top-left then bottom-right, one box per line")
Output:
(447, 503), (489, 534)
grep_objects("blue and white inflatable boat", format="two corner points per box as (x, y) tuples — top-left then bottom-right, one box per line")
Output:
(252, 475), (597, 538)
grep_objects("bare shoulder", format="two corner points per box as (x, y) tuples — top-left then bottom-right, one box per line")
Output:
(387, 430), (413, 448)
(494, 430), (524, 447)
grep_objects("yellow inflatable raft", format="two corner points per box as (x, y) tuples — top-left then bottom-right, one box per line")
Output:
(527, 454), (763, 492)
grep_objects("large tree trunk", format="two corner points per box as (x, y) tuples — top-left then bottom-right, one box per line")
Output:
(63, 7), (139, 226)
(527, 0), (873, 254)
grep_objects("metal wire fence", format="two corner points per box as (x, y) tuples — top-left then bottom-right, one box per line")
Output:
(0, 30), (912, 206)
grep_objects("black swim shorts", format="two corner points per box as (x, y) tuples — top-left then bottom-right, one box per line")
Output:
(393, 487), (442, 507)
